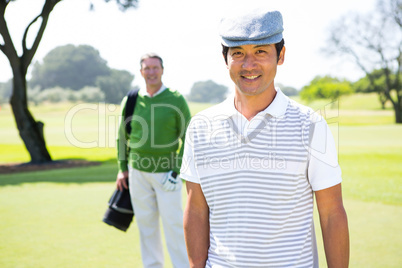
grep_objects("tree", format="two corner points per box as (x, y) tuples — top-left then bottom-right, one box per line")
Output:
(96, 69), (134, 104)
(353, 69), (401, 109)
(300, 76), (353, 103)
(324, 0), (402, 123)
(29, 44), (135, 103)
(187, 80), (228, 103)
(30, 44), (110, 90)
(0, 0), (137, 163)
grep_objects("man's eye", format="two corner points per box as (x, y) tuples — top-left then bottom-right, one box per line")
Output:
(232, 51), (242, 56)
(256, 50), (267, 54)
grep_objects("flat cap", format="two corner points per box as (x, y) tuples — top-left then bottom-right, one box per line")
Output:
(219, 10), (283, 47)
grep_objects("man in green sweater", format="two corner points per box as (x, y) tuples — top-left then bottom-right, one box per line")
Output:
(116, 53), (191, 268)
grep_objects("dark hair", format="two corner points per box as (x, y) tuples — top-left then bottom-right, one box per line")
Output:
(140, 53), (164, 69)
(222, 39), (285, 64)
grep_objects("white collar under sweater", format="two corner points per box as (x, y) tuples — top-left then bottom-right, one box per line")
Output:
(140, 84), (167, 98)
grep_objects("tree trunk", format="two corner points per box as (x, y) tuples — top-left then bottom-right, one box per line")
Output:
(392, 98), (402, 123)
(379, 93), (387, 110)
(395, 106), (402, 124)
(10, 69), (52, 163)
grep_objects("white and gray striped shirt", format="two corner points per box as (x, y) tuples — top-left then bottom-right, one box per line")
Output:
(181, 88), (342, 268)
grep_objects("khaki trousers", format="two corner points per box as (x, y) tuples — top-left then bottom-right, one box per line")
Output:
(128, 167), (189, 268)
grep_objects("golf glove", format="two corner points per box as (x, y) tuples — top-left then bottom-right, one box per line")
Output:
(162, 171), (179, 191)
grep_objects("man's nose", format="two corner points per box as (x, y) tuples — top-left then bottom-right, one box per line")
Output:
(241, 54), (257, 70)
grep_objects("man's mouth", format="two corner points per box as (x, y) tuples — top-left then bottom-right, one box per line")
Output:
(241, 75), (260, 81)
(242, 75), (259, 80)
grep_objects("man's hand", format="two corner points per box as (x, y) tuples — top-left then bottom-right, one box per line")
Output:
(116, 171), (129, 191)
(162, 171), (179, 191)
(184, 181), (209, 267)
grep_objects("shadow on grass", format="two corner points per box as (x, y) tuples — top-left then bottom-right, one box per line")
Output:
(0, 158), (117, 186)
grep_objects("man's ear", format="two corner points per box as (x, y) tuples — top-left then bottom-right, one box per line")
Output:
(278, 46), (286, 65)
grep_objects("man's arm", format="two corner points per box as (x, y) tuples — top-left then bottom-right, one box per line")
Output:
(174, 96), (192, 174)
(315, 183), (349, 268)
(184, 181), (210, 268)
(116, 96), (129, 190)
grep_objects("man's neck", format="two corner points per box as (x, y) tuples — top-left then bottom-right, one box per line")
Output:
(234, 87), (277, 121)
(146, 83), (163, 97)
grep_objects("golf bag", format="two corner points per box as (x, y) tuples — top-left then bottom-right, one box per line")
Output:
(102, 184), (134, 232)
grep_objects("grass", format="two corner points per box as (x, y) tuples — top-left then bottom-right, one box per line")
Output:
(0, 93), (401, 267)
(1, 165), (401, 268)
(0, 161), (178, 268)
(0, 144), (117, 163)
(337, 125), (402, 205)
(291, 93), (395, 126)
(0, 174), (143, 267)
(314, 198), (401, 267)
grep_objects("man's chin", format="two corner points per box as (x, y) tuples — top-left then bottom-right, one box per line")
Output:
(146, 80), (161, 86)
(237, 87), (266, 96)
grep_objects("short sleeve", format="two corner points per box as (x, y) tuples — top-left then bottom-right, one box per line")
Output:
(307, 115), (342, 191)
(180, 119), (201, 184)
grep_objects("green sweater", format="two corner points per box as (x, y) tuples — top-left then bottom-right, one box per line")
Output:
(117, 88), (191, 174)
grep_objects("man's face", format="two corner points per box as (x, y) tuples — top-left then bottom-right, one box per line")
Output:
(140, 58), (164, 87)
(227, 44), (285, 96)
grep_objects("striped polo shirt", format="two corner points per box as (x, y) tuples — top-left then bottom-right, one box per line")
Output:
(181, 88), (342, 268)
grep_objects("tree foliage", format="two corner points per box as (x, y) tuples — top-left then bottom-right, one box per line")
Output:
(324, 0), (402, 122)
(300, 76), (353, 103)
(27, 86), (105, 105)
(353, 70), (385, 93)
(96, 69), (134, 104)
(0, 0), (137, 163)
(353, 69), (402, 109)
(276, 83), (299, 96)
(29, 44), (135, 103)
(187, 80), (228, 103)
(30, 44), (110, 90)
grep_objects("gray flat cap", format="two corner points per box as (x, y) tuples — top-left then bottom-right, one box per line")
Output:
(219, 10), (283, 47)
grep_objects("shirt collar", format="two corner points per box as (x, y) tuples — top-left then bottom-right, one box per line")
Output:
(263, 87), (289, 118)
(220, 87), (289, 118)
(140, 84), (167, 97)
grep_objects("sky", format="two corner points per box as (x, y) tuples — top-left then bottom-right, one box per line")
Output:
(0, 0), (377, 95)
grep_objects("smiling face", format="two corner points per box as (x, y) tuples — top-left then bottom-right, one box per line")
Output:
(227, 44), (285, 96)
(140, 57), (164, 90)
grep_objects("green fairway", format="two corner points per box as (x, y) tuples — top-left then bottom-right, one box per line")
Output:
(1, 93), (401, 267)
(1, 166), (401, 268)
(0, 166), (165, 267)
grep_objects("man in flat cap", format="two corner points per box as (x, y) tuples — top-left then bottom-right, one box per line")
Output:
(181, 10), (349, 268)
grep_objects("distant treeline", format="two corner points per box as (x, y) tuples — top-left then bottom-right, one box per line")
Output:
(1, 44), (389, 106)
(1, 44), (135, 105)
